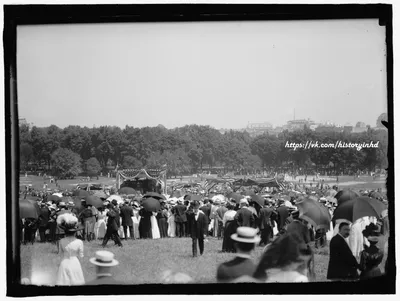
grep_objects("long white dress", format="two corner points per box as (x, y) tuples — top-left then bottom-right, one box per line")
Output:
(151, 212), (161, 239)
(349, 216), (370, 262)
(56, 237), (85, 286)
(131, 209), (140, 239)
(167, 210), (176, 238)
(94, 211), (107, 239)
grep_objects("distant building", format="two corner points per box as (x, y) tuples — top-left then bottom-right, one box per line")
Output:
(286, 118), (314, 132)
(315, 125), (343, 133)
(352, 126), (368, 133)
(355, 121), (366, 128)
(245, 121), (273, 137)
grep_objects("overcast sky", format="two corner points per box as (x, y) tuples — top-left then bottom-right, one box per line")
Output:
(17, 19), (387, 129)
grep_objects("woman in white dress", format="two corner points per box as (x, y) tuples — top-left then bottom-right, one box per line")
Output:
(151, 211), (161, 239)
(349, 216), (370, 262)
(94, 207), (107, 240)
(167, 202), (176, 238)
(131, 202), (141, 239)
(55, 213), (85, 286)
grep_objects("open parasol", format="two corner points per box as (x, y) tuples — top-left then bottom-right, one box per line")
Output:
(142, 197), (161, 212)
(334, 190), (360, 206)
(296, 198), (331, 230)
(72, 190), (90, 198)
(46, 194), (61, 204)
(333, 196), (387, 223)
(251, 195), (265, 208)
(19, 199), (41, 219)
(85, 195), (104, 208)
(118, 187), (136, 195)
(226, 192), (242, 203)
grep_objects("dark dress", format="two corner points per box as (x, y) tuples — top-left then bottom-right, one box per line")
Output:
(359, 244), (384, 280)
(222, 220), (238, 253)
(139, 208), (153, 239)
(157, 209), (169, 238)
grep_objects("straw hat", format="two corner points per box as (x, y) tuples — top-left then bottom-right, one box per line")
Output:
(89, 251), (119, 267)
(239, 199), (249, 206)
(231, 227), (261, 244)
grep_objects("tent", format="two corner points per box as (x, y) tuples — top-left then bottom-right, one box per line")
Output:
(117, 168), (167, 194)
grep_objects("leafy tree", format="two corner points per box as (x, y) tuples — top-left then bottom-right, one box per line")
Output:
(122, 155), (142, 169)
(85, 157), (102, 176)
(50, 148), (82, 178)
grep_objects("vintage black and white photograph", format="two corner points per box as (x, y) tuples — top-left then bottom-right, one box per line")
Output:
(4, 3), (395, 294)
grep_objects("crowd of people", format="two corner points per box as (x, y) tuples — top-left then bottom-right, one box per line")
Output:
(19, 181), (389, 285)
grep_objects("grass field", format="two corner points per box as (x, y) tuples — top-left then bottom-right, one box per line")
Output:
(20, 237), (330, 285)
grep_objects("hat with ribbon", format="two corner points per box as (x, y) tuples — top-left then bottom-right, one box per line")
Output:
(231, 227), (261, 244)
(90, 250), (119, 267)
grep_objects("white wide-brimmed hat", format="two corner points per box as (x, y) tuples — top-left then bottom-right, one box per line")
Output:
(231, 227), (261, 244)
(90, 250), (119, 267)
(239, 199), (249, 206)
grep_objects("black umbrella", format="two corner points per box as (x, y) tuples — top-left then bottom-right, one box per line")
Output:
(251, 195), (265, 207)
(19, 199), (41, 219)
(369, 191), (384, 201)
(333, 196), (387, 223)
(46, 194), (61, 204)
(85, 195), (104, 209)
(334, 190), (360, 206)
(142, 197), (161, 212)
(118, 187), (136, 195)
(296, 198), (331, 230)
(72, 190), (90, 198)
(143, 192), (166, 200)
(227, 192), (242, 203)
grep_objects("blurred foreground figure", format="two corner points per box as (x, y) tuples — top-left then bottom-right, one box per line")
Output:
(161, 270), (193, 284)
(217, 227), (260, 283)
(86, 250), (124, 285)
(253, 232), (314, 282)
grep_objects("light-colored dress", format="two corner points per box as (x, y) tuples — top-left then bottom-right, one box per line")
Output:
(94, 212), (107, 239)
(56, 237), (85, 286)
(151, 212), (160, 239)
(167, 210), (176, 238)
(132, 209), (140, 239)
(349, 217), (370, 262)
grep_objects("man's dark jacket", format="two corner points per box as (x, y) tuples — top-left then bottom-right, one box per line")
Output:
(120, 205), (134, 227)
(234, 207), (254, 227)
(327, 234), (359, 280)
(172, 204), (188, 223)
(188, 211), (208, 239)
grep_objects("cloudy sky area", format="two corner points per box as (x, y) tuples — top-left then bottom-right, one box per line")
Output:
(17, 19), (387, 129)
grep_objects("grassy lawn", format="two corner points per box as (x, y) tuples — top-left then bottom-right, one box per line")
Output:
(21, 237), (329, 285)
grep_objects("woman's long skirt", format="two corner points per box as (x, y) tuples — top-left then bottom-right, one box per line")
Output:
(222, 220), (238, 253)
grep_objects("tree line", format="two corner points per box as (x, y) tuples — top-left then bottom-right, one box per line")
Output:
(19, 123), (388, 179)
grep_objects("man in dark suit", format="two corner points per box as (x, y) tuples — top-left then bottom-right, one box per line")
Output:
(120, 201), (134, 240)
(258, 199), (275, 246)
(234, 199), (255, 228)
(200, 199), (212, 222)
(86, 250), (124, 285)
(276, 199), (289, 232)
(102, 202), (123, 247)
(285, 210), (311, 244)
(216, 226), (260, 282)
(38, 203), (50, 242)
(327, 222), (360, 280)
(172, 199), (188, 238)
(188, 201), (208, 257)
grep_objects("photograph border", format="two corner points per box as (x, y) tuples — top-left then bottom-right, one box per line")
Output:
(4, 3), (395, 296)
